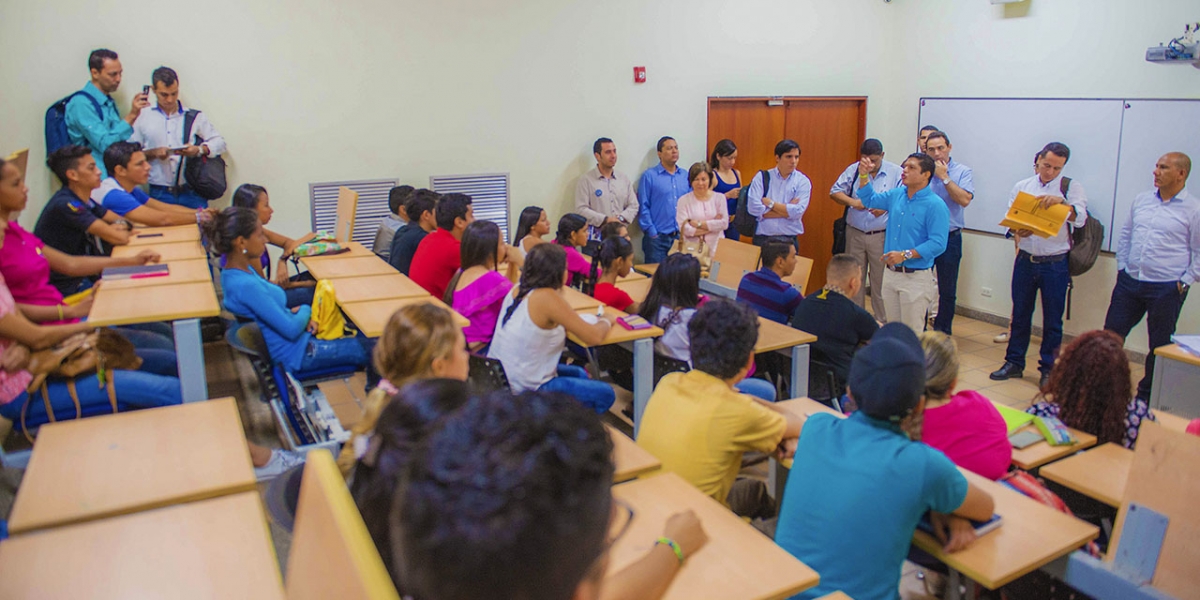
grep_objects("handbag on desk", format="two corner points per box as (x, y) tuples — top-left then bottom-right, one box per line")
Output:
(670, 238), (711, 278)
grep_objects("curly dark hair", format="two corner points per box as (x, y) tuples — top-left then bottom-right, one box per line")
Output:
(1041, 330), (1131, 446)
(689, 298), (760, 379)
(393, 389), (613, 600)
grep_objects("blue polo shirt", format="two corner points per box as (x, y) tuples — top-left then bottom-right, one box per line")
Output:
(776, 412), (968, 600)
(637, 163), (689, 237)
(928, 158), (974, 231)
(858, 182), (949, 270)
(91, 177), (151, 217)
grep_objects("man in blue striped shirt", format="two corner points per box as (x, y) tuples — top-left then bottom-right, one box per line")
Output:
(1105, 152), (1197, 400)
(737, 238), (802, 324)
(65, 49), (149, 177)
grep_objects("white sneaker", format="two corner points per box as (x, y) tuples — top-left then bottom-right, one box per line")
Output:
(255, 449), (306, 481)
(994, 332), (1009, 343)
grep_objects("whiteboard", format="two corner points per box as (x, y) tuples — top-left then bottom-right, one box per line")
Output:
(918, 98), (1124, 249)
(1111, 100), (1200, 251)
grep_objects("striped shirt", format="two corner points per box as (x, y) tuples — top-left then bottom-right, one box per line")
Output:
(737, 268), (802, 324)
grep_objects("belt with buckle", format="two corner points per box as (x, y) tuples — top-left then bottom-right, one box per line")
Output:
(854, 227), (886, 236)
(887, 264), (928, 273)
(1021, 250), (1068, 264)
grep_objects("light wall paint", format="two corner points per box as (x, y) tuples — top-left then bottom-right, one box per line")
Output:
(1, 0), (1197, 352)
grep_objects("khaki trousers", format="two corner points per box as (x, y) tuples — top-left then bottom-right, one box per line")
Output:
(881, 268), (936, 333)
(845, 226), (887, 322)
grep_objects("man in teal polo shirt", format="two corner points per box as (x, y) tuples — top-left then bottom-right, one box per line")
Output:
(65, 49), (149, 177)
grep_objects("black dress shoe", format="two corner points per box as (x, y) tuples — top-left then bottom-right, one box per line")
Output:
(1039, 372), (1050, 389)
(989, 363), (1023, 381)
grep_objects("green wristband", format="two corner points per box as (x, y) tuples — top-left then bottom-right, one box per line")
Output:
(655, 537), (684, 565)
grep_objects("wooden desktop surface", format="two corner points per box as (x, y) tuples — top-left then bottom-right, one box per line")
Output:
(562, 286), (602, 310)
(86, 281), (220, 327)
(1039, 443), (1132, 508)
(8, 398), (257, 535)
(634, 263), (659, 277)
(298, 241), (374, 263)
(1010, 425), (1097, 470)
(617, 271), (648, 283)
(1153, 409), (1191, 432)
(569, 307), (664, 348)
(1154, 343), (1200, 368)
(814, 593), (853, 600)
(304, 255), (397, 280)
(111, 240), (206, 261)
(0, 492), (285, 599)
(610, 472), (819, 600)
(755, 317), (817, 354)
(608, 424), (661, 483)
(341, 296), (469, 337)
(331, 273), (429, 303)
(99, 258), (211, 290)
(615, 277), (652, 303)
(127, 225), (200, 245)
(778, 397), (842, 419)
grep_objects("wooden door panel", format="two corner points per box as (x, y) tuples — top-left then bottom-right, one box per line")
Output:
(707, 99), (786, 191)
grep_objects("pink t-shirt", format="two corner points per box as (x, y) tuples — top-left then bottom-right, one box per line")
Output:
(0, 275), (34, 405)
(0, 223), (74, 324)
(922, 390), (1011, 480)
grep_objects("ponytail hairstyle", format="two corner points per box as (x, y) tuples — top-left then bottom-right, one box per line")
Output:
(501, 242), (566, 326)
(638, 252), (701, 327)
(512, 206), (544, 245)
(919, 331), (959, 401)
(231, 183), (267, 209)
(200, 207), (261, 256)
(554, 213), (588, 247)
(709, 138), (737, 170)
(444, 220), (502, 305)
(585, 235), (633, 295)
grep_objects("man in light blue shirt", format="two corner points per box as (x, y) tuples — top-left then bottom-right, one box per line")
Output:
(746, 139), (811, 249)
(857, 153), (950, 333)
(1105, 152), (1198, 400)
(924, 131), (974, 335)
(65, 49), (149, 177)
(831, 138), (901, 321)
(637, 136), (688, 263)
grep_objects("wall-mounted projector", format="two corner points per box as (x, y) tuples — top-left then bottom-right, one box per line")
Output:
(1146, 23), (1200, 67)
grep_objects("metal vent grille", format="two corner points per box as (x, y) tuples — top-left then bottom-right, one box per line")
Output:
(309, 179), (399, 247)
(430, 173), (510, 240)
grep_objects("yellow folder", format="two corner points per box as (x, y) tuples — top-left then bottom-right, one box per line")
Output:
(999, 191), (1071, 238)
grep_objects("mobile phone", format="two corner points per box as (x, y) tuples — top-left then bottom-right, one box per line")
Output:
(142, 85), (151, 96)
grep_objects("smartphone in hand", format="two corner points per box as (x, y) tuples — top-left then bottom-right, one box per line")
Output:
(142, 85), (151, 96)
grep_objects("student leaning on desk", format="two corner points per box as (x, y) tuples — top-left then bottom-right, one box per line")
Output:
(231, 183), (317, 309)
(775, 323), (995, 600)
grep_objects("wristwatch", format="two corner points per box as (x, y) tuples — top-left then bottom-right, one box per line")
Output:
(941, 177), (951, 186)
(902, 249), (915, 261)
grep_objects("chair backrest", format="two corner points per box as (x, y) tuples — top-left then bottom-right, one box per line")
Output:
(334, 186), (359, 244)
(225, 322), (260, 359)
(784, 255), (815, 295)
(468, 354), (510, 393)
(712, 238), (761, 289)
(235, 322), (272, 363)
(286, 450), (400, 600)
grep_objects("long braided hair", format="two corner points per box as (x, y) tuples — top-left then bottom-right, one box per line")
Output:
(584, 236), (632, 296)
(501, 242), (567, 326)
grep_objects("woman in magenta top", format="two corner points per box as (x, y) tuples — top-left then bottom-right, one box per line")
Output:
(586, 235), (639, 313)
(445, 220), (517, 352)
(553, 213), (597, 288)
(675, 162), (728, 258)
(918, 331), (1011, 480)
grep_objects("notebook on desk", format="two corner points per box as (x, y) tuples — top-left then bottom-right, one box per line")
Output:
(917, 512), (1003, 538)
(102, 263), (170, 280)
(993, 402), (1035, 434)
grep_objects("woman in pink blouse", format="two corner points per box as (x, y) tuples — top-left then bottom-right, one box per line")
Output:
(675, 162), (728, 258)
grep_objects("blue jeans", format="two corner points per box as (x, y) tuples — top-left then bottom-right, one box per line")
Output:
(0, 370), (182, 427)
(641, 231), (678, 265)
(149, 184), (208, 210)
(538, 364), (616, 414)
(112, 327), (178, 375)
(1104, 270), (1189, 399)
(1005, 253), (1070, 374)
(933, 229), (962, 335)
(285, 286), (315, 309)
(735, 377), (777, 401)
(297, 336), (370, 374)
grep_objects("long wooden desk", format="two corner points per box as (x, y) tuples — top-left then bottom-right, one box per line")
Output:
(99, 257), (212, 289)
(755, 317), (817, 399)
(568, 307), (663, 435)
(298, 241), (374, 263)
(111, 239), (206, 261)
(615, 276), (652, 303)
(1039, 443), (1132, 508)
(0, 492), (285, 599)
(126, 224), (201, 245)
(609, 472), (819, 600)
(341, 296), (469, 337)
(1149, 343), (1200, 418)
(562, 285), (602, 310)
(1152, 408), (1191, 432)
(331, 272), (428, 302)
(86, 280), (220, 402)
(1010, 424), (1097, 470)
(7, 398), (257, 535)
(608, 424), (661, 482)
(633, 263), (659, 277)
(304, 255), (397, 279)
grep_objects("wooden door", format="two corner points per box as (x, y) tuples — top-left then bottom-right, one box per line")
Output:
(707, 99), (785, 183)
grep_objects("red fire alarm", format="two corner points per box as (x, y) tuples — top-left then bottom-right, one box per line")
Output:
(633, 66), (646, 83)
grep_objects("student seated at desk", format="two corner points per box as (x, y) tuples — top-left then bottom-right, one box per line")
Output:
(410, 193), (473, 299)
(919, 331), (1010, 480)
(230, 183), (316, 308)
(776, 323), (995, 600)
(587, 236), (639, 313)
(638, 298), (802, 521)
(736, 236), (802, 324)
(554, 213), (597, 287)
(511, 205), (551, 260)
(1028, 330), (1154, 449)
(792, 254), (878, 396)
(395, 387), (709, 600)
(91, 142), (210, 227)
(445, 220), (517, 352)
(372, 184), (413, 258)
(600, 220), (631, 242)
(388, 189), (439, 275)
(205, 207), (369, 375)
(487, 243), (616, 413)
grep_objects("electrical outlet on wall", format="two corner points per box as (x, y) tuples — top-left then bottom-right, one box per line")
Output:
(981, 287), (993, 298)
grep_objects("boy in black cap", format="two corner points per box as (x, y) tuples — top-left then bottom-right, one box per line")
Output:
(774, 323), (994, 600)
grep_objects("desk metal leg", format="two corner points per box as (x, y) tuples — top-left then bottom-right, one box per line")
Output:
(1149, 354), (1165, 411)
(173, 318), (207, 403)
(768, 456), (788, 503)
(632, 338), (653, 438)
(790, 344), (809, 399)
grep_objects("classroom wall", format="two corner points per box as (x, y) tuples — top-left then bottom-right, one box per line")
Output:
(1, 0), (1196, 352)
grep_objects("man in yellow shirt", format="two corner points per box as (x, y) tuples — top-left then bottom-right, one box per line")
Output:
(637, 298), (803, 519)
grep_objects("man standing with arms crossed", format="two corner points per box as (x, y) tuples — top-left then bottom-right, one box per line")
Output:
(638, 136), (688, 264)
(923, 131), (974, 335)
(575, 137), (638, 251)
(746, 140), (811, 249)
(1105, 152), (1197, 401)
(990, 143), (1088, 389)
(856, 153), (949, 333)
(831, 138), (901, 321)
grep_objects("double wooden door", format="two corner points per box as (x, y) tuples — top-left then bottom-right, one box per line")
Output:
(707, 97), (866, 290)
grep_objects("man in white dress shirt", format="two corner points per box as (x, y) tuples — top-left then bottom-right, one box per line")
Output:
(129, 66), (226, 208)
(990, 143), (1087, 388)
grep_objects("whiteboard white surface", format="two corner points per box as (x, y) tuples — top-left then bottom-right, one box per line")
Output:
(1111, 100), (1200, 252)
(918, 98), (1125, 249)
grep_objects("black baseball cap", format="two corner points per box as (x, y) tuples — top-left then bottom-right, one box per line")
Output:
(848, 323), (926, 421)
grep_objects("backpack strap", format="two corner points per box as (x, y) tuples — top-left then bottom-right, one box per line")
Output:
(174, 109), (202, 189)
(67, 91), (105, 120)
(66, 379), (82, 420)
(1059, 176), (1071, 198)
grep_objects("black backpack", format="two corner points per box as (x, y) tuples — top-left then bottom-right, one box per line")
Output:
(45, 92), (102, 156)
(178, 109), (227, 199)
(734, 170), (768, 238)
(1062, 177), (1104, 277)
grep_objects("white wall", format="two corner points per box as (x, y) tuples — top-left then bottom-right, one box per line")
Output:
(1, 0), (1196, 352)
